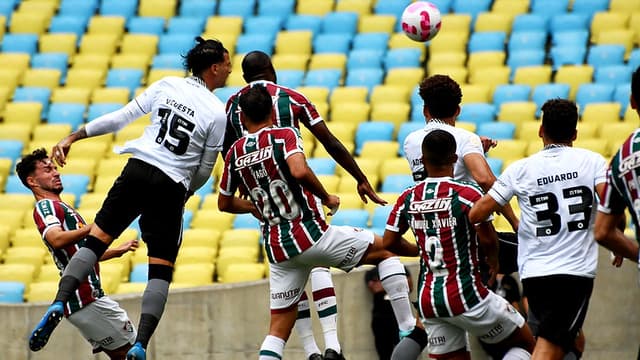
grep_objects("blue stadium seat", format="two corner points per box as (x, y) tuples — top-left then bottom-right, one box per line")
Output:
(594, 65), (632, 85)
(5, 175), (31, 194)
(352, 33), (389, 52)
(321, 12), (359, 36)
(285, 15), (322, 35)
(614, 83), (631, 118)
(384, 48), (422, 71)
(87, 103), (121, 120)
(550, 46), (587, 70)
(375, 0), (411, 17)
(347, 50), (385, 70)
(304, 69), (342, 91)
(381, 175), (414, 193)
(410, 85), (422, 107)
(218, 0), (256, 18)
(236, 34), (274, 56)
(330, 209), (370, 228)
(511, 14), (548, 34)
(530, 0), (569, 21)
(48, 16), (88, 38)
(47, 104), (86, 129)
(213, 86), (241, 104)
(183, 209), (193, 229)
(179, 0), (217, 17)
(13, 87), (52, 116)
(59, 0), (97, 18)
(571, 0), (609, 19)
(486, 157), (503, 176)
(308, 158), (337, 175)
(428, 0), (452, 14)
(194, 176), (215, 198)
(628, 49), (640, 72)
(1, 34), (38, 55)
(129, 264), (148, 283)
(0, 282), (25, 303)
(257, 0), (294, 19)
(587, 45), (626, 68)
(575, 83), (615, 114)
(158, 34), (196, 55)
(31, 53), (69, 84)
(355, 122), (395, 155)
(507, 50), (546, 76)
(370, 205), (393, 229)
(243, 16), (282, 37)
(276, 70), (305, 88)
(532, 83), (571, 117)
(345, 68), (384, 92)
(452, 0), (491, 22)
(492, 85), (531, 109)
(477, 122), (516, 140)
(508, 31), (547, 53)
(549, 14), (589, 33)
(128, 16), (166, 36)
(468, 32), (506, 53)
(232, 213), (261, 229)
(314, 34), (352, 54)
(99, 0), (138, 20)
(0, 2), (16, 20)
(411, 107), (425, 122)
(152, 54), (185, 70)
(61, 174), (90, 200)
(458, 103), (496, 125)
(551, 31), (589, 49)
(0, 141), (23, 169)
(106, 69), (144, 95)
(397, 122), (423, 155)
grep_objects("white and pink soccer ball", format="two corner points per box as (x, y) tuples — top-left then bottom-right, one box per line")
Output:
(401, 1), (442, 42)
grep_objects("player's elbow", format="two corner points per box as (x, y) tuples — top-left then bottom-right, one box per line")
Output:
(468, 208), (481, 224)
(289, 164), (310, 181)
(217, 195), (233, 213)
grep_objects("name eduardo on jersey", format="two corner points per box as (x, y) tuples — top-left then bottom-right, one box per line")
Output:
(536, 171), (579, 186)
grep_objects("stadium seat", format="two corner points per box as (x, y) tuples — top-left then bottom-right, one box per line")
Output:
(512, 65), (552, 89)
(486, 157), (503, 176)
(486, 139), (528, 163)
(100, 0), (138, 20)
(92, 87), (131, 105)
(508, 31), (547, 53)
(358, 14), (396, 34)
(296, 0), (335, 16)
(550, 46), (587, 70)
(467, 32), (506, 53)
(1, 34), (38, 55)
(458, 103), (496, 125)
(158, 34), (198, 55)
(473, 12), (513, 33)
(106, 69), (144, 94)
(587, 45), (626, 68)
(179, 0), (217, 17)
(352, 33), (389, 52)
(127, 16), (165, 36)
(511, 14), (547, 33)
(507, 50), (547, 76)
(531, 84), (571, 117)
(0, 282), (25, 303)
(0, 140), (23, 167)
(88, 15), (126, 37)
(9, 12), (49, 35)
(48, 16), (87, 39)
(530, 0), (569, 21)
(581, 103), (621, 124)
(575, 83), (615, 114)
(551, 31), (589, 49)
(284, 14), (322, 35)
(477, 122), (516, 140)
(497, 102), (537, 124)
(0, 264), (36, 285)
(13, 87), (52, 115)
(275, 70), (304, 89)
(139, 0), (177, 19)
(31, 54), (68, 85)
(330, 209), (369, 228)
(354, 122), (394, 155)
(613, 84), (631, 118)
(322, 11), (358, 36)
(554, 65), (594, 100)
(346, 68), (384, 92)
(243, 16), (282, 37)
(383, 48), (422, 71)
(595, 30), (634, 59)
(594, 65), (632, 85)
(381, 175), (414, 193)
(4, 102), (43, 128)
(218, 0), (255, 18)
(219, 263), (265, 284)
(32, 124), (72, 143)
(468, 66), (510, 92)
(231, 213), (261, 230)
(549, 14), (589, 34)
(236, 34), (275, 57)
(347, 50), (384, 71)
(257, 0), (294, 17)
(571, 0), (608, 17)
(313, 34), (351, 55)
(275, 31), (313, 56)
(375, 0), (411, 17)
(152, 54), (185, 70)
(467, 52), (505, 73)
(590, 12), (629, 43)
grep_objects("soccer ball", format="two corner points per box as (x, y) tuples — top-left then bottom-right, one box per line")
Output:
(401, 1), (442, 42)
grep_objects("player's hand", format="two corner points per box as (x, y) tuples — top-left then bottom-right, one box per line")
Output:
(357, 180), (388, 205)
(117, 239), (139, 253)
(479, 136), (498, 153)
(51, 137), (73, 167)
(610, 252), (624, 267)
(324, 194), (340, 216)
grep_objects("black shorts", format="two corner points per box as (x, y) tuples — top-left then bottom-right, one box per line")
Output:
(522, 274), (593, 352)
(95, 158), (186, 263)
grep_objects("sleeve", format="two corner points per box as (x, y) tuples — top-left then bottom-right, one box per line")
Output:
(33, 199), (62, 240)
(292, 90), (323, 128)
(223, 93), (243, 156)
(386, 190), (411, 233)
(282, 128), (304, 159)
(593, 153), (608, 186)
(487, 167), (516, 207)
(218, 146), (238, 196)
(598, 166), (627, 215)
(460, 132), (485, 157)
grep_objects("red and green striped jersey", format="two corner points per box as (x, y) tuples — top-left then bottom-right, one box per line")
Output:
(33, 199), (104, 315)
(223, 80), (323, 154)
(600, 129), (640, 243)
(219, 126), (329, 263)
(386, 177), (489, 318)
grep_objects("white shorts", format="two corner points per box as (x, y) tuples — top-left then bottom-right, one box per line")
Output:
(269, 225), (374, 310)
(425, 292), (525, 356)
(67, 296), (136, 352)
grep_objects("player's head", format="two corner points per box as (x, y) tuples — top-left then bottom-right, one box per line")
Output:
(242, 51), (276, 83)
(239, 85), (273, 128)
(419, 75), (462, 120)
(631, 66), (640, 111)
(184, 37), (230, 87)
(421, 129), (457, 173)
(540, 98), (578, 144)
(16, 148), (63, 194)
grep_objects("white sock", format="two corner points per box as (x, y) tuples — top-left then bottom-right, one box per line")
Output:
(378, 257), (415, 332)
(259, 335), (286, 359)
(295, 291), (322, 357)
(503, 347), (531, 360)
(311, 268), (341, 353)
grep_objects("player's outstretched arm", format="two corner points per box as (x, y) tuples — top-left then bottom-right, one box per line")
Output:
(218, 193), (260, 217)
(101, 239), (139, 261)
(44, 221), (92, 249)
(475, 221), (499, 286)
(469, 194), (501, 225)
(286, 152), (341, 214)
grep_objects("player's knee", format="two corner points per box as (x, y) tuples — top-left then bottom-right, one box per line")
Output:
(148, 264), (173, 282)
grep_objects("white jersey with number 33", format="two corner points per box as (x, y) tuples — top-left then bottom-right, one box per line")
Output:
(487, 146), (607, 279)
(116, 76), (226, 187)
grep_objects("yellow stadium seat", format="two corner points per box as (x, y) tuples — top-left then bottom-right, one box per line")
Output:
(271, 54), (309, 71)
(574, 138), (609, 157)
(111, 53), (152, 71)
(67, 139), (113, 160)
(330, 102), (370, 123)
(428, 52), (467, 68)
(334, 191), (365, 210)
(428, 32), (468, 54)
(629, 13), (640, 45)
(4, 102), (42, 128)
(525, 140), (543, 156)
(0, 53), (30, 73)
(0, 15), (5, 42)
(35, 264), (60, 283)
(32, 124), (72, 142)
(595, 30), (635, 59)
(610, 0), (640, 12)
(58, 158), (98, 184)
(314, 141), (354, 158)
(498, 101), (537, 124)
(0, 225), (10, 253)
(87, 15), (126, 37)
(308, 54), (347, 72)
(512, 66), (552, 89)
(517, 121), (540, 142)
(474, 12), (513, 33)
(554, 65), (594, 100)
(114, 282), (147, 295)
(440, 14), (472, 36)
(25, 281), (57, 303)
(0, 209), (26, 238)
(315, 175), (341, 192)
(385, 68), (425, 86)
(91, 87), (130, 104)
(388, 33), (426, 59)
(379, 158), (412, 179)
(0, 194), (33, 211)
(204, 16), (243, 36)
(0, 123), (32, 143)
(581, 103), (621, 123)
(191, 209), (234, 231)
(326, 121), (357, 142)
(174, 263), (214, 286)
(467, 52), (506, 73)
(370, 102), (410, 127)
(92, 174), (119, 194)
(146, 69), (186, 85)
(336, 157), (380, 178)
(336, 0), (372, 15)
(65, 68), (106, 89)
(623, 105), (638, 122)
(78, 192), (107, 210)
(358, 14), (396, 33)
(576, 121), (599, 140)
(120, 34), (159, 57)
(0, 86), (11, 112)
(0, 70), (21, 96)
(329, 86), (368, 107)
(0, 263), (37, 285)
(461, 84), (492, 104)
(370, 85), (411, 104)
(216, 246), (259, 277)
(486, 139), (528, 162)
(337, 174), (379, 193)
(218, 263), (265, 283)
(225, 71), (245, 87)
(71, 54), (111, 73)
(598, 122), (636, 141)
(469, 66), (511, 92)
(21, 69), (61, 89)
(26, 140), (57, 155)
(139, 0), (177, 19)
(199, 193), (219, 210)
(9, 12), (49, 34)
(17, 1), (57, 17)
(182, 228), (221, 249)
(296, 87), (330, 105)
(491, 0), (530, 15)
(99, 262), (123, 293)
(276, 31), (313, 55)
(79, 34), (120, 56)
(220, 229), (261, 249)
(175, 246), (217, 266)
(296, 0), (335, 15)
(360, 141), (399, 159)
(11, 228), (42, 248)
(39, 33), (77, 58)
(428, 66), (468, 85)
(590, 12), (629, 42)
(114, 123), (146, 145)
(3, 246), (46, 267)
(102, 252), (133, 282)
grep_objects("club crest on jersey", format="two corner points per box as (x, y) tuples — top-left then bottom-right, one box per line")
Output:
(235, 146), (273, 169)
(408, 197), (452, 213)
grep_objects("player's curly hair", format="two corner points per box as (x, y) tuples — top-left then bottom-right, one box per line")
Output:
(16, 148), (48, 188)
(541, 98), (578, 143)
(183, 37), (228, 76)
(419, 75), (462, 119)
(239, 85), (273, 124)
